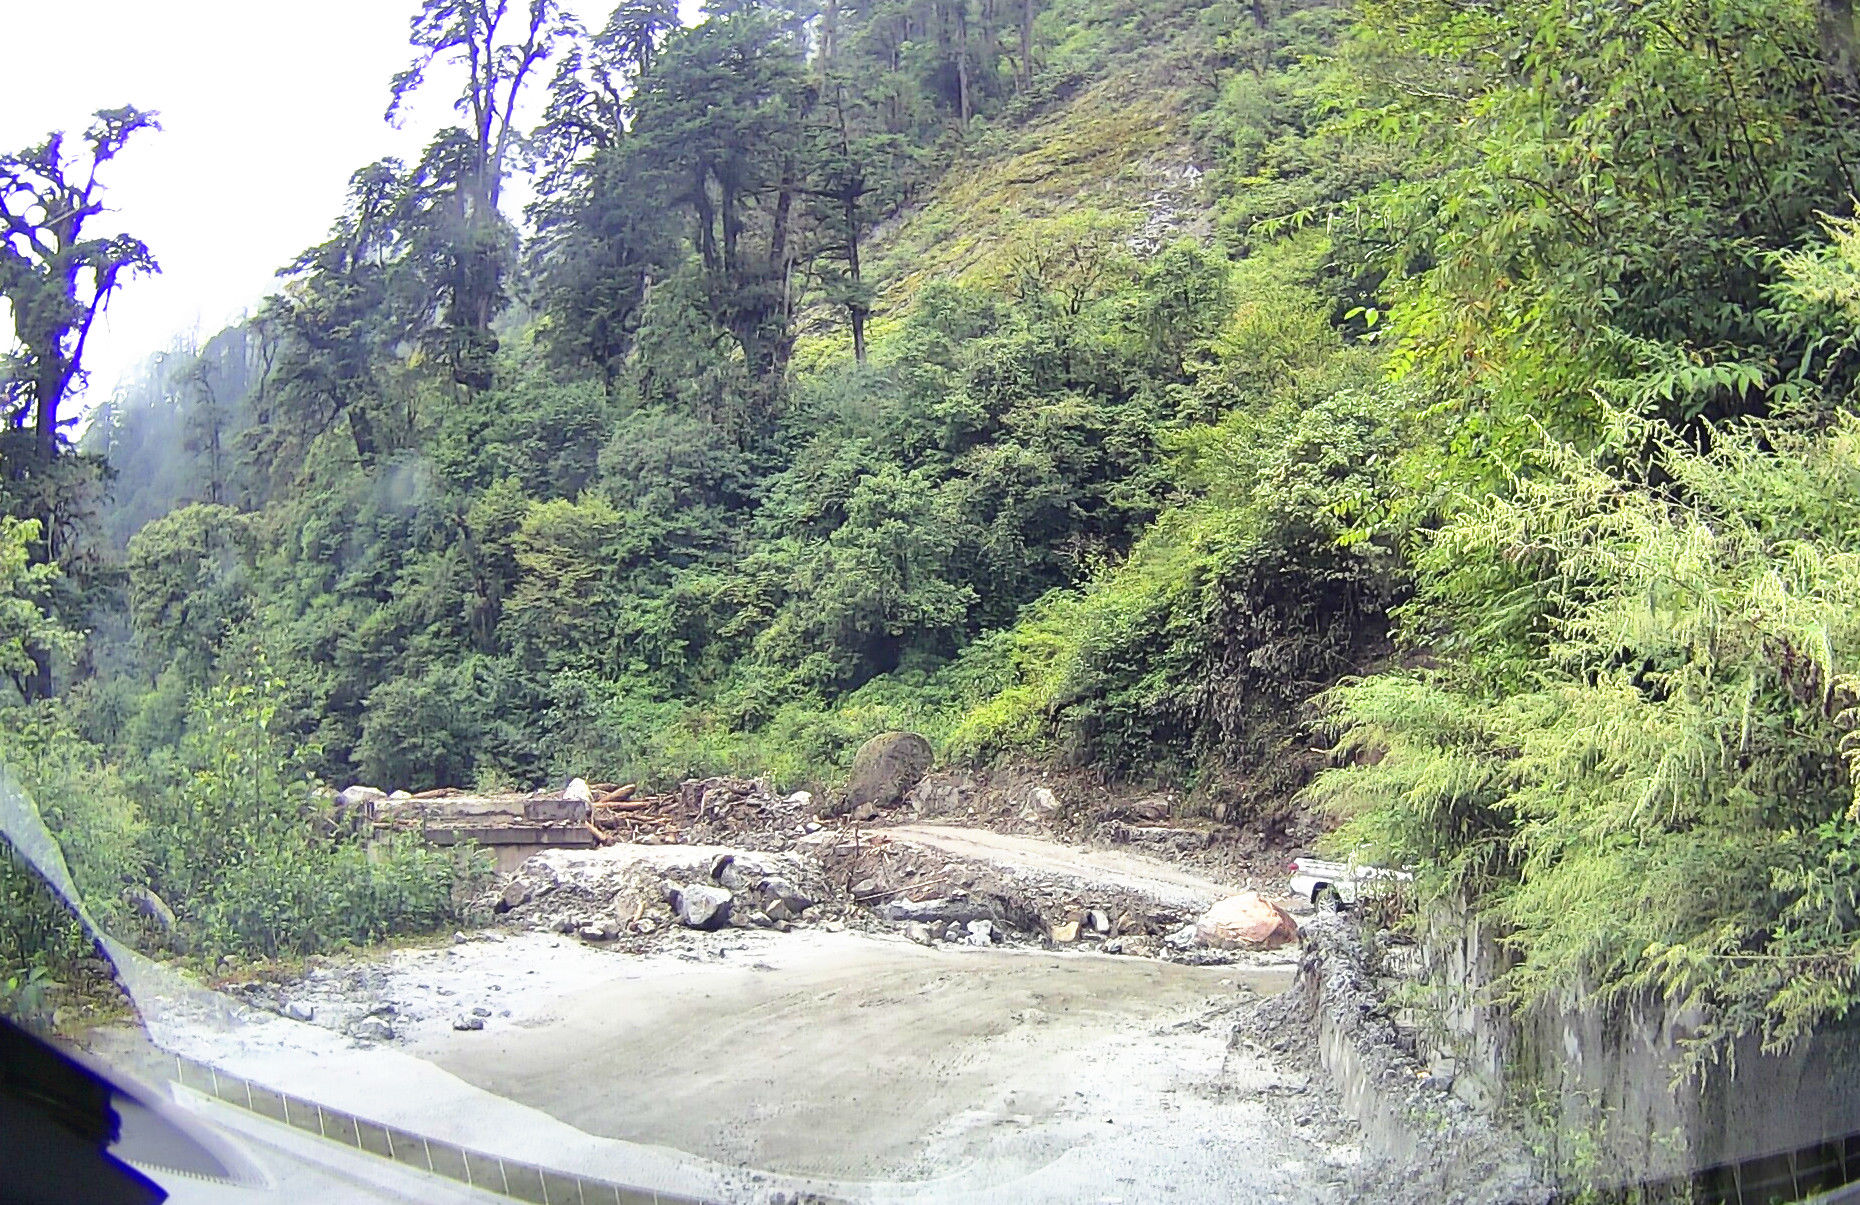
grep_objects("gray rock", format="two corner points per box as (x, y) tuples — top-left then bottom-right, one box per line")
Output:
(672, 883), (733, 930)
(499, 879), (531, 910)
(351, 1017), (395, 1042)
(759, 877), (815, 917)
(711, 855), (749, 890)
(1087, 909), (1112, 935)
(578, 924), (613, 942)
(471, 1005), (492, 1017)
(1164, 923), (1199, 949)
(283, 1001), (315, 1023)
(839, 732), (934, 815)
(452, 1014), (485, 1031)
(905, 922), (936, 946)
(966, 919), (997, 946)
(453, 931), (469, 944)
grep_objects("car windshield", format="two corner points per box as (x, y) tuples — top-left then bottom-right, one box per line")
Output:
(6, 2), (1860, 1203)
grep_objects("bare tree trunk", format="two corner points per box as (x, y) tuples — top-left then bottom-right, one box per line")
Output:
(847, 196), (867, 364)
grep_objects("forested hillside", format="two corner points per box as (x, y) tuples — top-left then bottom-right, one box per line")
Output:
(10, 0), (1860, 1070)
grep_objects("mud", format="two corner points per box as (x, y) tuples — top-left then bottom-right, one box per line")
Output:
(119, 926), (1362, 1202)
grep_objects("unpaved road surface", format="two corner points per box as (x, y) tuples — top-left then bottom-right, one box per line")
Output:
(105, 826), (1359, 1202)
(424, 929), (1334, 1197)
(880, 823), (1245, 911)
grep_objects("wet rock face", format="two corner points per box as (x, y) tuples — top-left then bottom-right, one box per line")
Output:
(839, 732), (934, 814)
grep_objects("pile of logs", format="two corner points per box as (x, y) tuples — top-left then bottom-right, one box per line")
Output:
(586, 783), (682, 843)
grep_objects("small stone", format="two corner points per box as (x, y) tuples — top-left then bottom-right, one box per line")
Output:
(804, 821), (822, 834)
(471, 1006), (492, 1017)
(367, 1003), (398, 1018)
(452, 1014), (485, 1031)
(905, 922), (935, 946)
(351, 1017), (394, 1042)
(853, 878), (880, 897)
(1050, 921), (1080, 943)
(453, 931), (469, 945)
(1086, 909), (1112, 935)
(822, 921), (845, 933)
(579, 925), (611, 942)
(500, 880), (531, 910)
(966, 919), (997, 947)
(284, 1001), (315, 1023)
(788, 790), (814, 808)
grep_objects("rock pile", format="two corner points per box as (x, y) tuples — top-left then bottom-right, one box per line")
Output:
(478, 844), (833, 945)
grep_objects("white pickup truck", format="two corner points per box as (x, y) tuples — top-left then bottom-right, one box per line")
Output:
(1288, 856), (1413, 912)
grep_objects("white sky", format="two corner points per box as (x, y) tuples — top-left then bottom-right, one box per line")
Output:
(5, 1), (610, 415)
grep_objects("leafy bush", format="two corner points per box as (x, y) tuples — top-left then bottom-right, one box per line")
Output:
(141, 675), (488, 959)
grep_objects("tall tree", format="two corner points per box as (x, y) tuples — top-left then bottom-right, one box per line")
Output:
(388, 0), (571, 337)
(0, 106), (159, 699)
(629, 10), (814, 385)
(805, 68), (913, 362)
(0, 108), (159, 474)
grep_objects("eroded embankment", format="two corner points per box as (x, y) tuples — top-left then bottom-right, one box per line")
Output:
(1228, 918), (1553, 1205)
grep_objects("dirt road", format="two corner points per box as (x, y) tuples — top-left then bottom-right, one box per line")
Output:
(879, 823), (1244, 911)
(106, 826), (1356, 1202)
(424, 930), (1332, 1198)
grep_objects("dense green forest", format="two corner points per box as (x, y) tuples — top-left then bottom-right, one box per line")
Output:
(8, 0), (1860, 1066)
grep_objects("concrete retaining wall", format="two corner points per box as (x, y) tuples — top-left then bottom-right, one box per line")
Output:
(1418, 903), (1860, 1191)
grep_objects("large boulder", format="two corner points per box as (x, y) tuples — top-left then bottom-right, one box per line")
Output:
(669, 883), (733, 930)
(841, 732), (934, 814)
(1194, 893), (1300, 950)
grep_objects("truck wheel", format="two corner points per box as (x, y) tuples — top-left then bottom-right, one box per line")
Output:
(1314, 885), (1342, 914)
